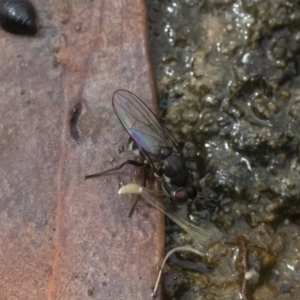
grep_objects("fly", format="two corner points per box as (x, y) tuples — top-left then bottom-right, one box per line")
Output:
(85, 90), (202, 214)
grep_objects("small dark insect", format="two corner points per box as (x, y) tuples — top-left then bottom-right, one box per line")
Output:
(0, 0), (37, 35)
(85, 90), (201, 214)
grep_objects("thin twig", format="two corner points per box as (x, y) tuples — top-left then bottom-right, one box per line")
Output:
(151, 246), (204, 298)
(237, 235), (249, 300)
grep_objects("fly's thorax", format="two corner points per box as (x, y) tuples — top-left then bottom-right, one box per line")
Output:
(162, 153), (186, 178)
(185, 160), (198, 172)
(161, 153), (192, 187)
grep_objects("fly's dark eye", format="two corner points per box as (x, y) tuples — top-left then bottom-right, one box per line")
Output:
(173, 188), (189, 204)
(160, 147), (172, 159)
(0, 0), (37, 35)
(173, 185), (198, 203)
(187, 185), (198, 199)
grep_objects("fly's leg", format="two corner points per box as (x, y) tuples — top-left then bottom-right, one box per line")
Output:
(85, 160), (146, 179)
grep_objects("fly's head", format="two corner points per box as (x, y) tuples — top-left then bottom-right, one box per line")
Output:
(171, 180), (200, 204)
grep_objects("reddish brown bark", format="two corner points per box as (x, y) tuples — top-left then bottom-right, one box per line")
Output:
(0, 0), (163, 299)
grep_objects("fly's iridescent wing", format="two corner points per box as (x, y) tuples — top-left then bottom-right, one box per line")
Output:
(112, 90), (181, 161)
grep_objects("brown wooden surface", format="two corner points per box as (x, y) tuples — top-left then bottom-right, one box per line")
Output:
(0, 0), (164, 299)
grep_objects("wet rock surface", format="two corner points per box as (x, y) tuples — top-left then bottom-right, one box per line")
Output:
(146, 0), (300, 298)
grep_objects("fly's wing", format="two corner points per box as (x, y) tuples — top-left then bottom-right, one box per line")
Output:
(112, 90), (181, 159)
